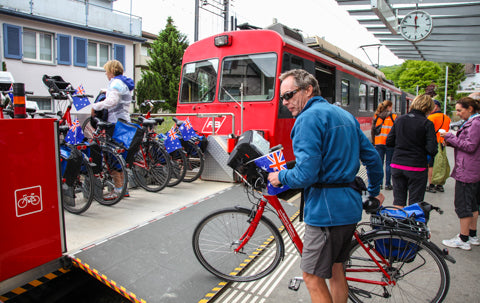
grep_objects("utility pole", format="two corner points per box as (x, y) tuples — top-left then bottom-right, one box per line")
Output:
(194, 0), (231, 42)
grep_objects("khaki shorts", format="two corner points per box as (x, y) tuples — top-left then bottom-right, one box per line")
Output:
(300, 223), (356, 279)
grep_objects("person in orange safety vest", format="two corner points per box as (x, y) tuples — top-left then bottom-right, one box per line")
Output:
(426, 99), (451, 193)
(372, 100), (397, 190)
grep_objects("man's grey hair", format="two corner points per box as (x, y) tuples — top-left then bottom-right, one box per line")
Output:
(279, 69), (321, 96)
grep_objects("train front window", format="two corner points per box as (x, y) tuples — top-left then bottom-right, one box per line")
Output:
(179, 59), (219, 103)
(219, 53), (277, 102)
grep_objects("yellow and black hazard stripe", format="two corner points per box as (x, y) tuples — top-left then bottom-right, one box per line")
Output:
(197, 209), (301, 303)
(0, 268), (70, 302)
(70, 257), (146, 303)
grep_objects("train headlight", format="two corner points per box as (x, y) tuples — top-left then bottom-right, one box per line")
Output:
(214, 35), (232, 47)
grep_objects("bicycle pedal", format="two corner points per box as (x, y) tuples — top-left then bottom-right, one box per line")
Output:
(288, 277), (303, 291)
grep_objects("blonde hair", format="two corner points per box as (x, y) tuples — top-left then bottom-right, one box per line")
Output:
(375, 100), (393, 115)
(103, 60), (124, 76)
(410, 94), (434, 114)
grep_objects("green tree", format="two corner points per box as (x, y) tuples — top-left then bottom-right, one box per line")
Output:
(395, 60), (442, 95)
(136, 17), (189, 112)
(436, 63), (466, 103)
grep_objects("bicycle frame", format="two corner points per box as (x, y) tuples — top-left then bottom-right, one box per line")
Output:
(238, 190), (397, 287)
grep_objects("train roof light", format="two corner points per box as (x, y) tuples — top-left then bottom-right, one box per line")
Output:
(214, 35), (232, 47)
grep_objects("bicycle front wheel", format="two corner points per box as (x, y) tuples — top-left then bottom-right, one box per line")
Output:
(167, 149), (187, 187)
(61, 154), (94, 214)
(182, 140), (204, 182)
(346, 230), (450, 303)
(132, 141), (172, 192)
(93, 145), (128, 206)
(192, 208), (284, 282)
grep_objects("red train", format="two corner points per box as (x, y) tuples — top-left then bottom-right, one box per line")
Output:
(176, 23), (410, 161)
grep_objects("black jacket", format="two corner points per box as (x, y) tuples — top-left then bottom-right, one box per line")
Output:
(386, 109), (438, 168)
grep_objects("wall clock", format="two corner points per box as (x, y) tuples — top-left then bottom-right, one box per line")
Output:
(400, 10), (433, 42)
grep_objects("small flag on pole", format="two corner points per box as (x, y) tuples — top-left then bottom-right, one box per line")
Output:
(72, 85), (91, 111)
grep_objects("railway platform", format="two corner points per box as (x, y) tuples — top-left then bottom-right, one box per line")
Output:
(2, 147), (480, 303)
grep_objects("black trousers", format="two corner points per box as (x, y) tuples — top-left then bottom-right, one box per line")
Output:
(391, 167), (428, 206)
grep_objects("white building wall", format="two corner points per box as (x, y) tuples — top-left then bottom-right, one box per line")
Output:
(1, 15), (136, 117)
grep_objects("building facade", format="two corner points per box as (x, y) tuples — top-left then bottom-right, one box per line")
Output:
(0, 0), (144, 118)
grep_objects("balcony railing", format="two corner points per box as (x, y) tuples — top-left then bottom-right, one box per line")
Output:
(0, 0), (142, 37)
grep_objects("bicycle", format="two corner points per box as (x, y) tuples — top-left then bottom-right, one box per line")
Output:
(41, 75), (95, 214)
(192, 130), (455, 302)
(17, 193), (41, 208)
(172, 117), (205, 182)
(132, 100), (187, 188)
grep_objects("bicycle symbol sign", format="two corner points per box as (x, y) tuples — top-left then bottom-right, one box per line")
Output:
(15, 186), (43, 217)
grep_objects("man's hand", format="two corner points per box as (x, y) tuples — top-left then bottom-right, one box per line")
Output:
(268, 171), (281, 187)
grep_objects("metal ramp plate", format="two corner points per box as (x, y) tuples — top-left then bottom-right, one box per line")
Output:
(201, 135), (234, 182)
(69, 185), (299, 302)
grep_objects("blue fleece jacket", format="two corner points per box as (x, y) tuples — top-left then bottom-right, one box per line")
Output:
(278, 96), (383, 227)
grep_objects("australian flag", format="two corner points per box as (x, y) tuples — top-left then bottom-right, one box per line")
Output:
(164, 126), (182, 153)
(72, 85), (91, 111)
(179, 117), (197, 141)
(254, 150), (290, 195)
(65, 119), (85, 145)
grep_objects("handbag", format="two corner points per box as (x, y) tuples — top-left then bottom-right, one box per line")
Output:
(431, 143), (450, 185)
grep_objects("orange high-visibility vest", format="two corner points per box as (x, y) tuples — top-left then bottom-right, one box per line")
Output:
(373, 113), (396, 145)
(428, 112), (451, 144)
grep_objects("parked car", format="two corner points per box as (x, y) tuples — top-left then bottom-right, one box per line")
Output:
(450, 120), (464, 131)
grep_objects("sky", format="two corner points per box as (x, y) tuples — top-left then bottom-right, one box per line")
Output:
(113, 0), (404, 67)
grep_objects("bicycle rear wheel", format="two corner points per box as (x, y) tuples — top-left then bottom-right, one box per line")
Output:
(346, 230), (449, 303)
(61, 154), (94, 214)
(93, 144), (128, 206)
(167, 149), (187, 187)
(192, 207), (284, 282)
(182, 140), (204, 182)
(132, 141), (172, 192)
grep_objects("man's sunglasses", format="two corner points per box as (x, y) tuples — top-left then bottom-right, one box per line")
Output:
(280, 89), (299, 102)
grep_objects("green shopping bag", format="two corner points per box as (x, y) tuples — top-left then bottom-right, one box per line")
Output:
(431, 143), (450, 185)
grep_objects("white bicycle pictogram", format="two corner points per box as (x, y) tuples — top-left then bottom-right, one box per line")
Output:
(17, 193), (41, 208)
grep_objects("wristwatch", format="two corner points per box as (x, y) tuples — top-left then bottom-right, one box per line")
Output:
(399, 10), (433, 42)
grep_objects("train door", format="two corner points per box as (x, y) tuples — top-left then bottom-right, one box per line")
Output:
(315, 63), (335, 104)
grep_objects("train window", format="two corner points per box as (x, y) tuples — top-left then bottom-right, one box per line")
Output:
(219, 53), (277, 102)
(359, 83), (367, 111)
(386, 90), (391, 101)
(341, 80), (350, 106)
(179, 59), (219, 103)
(282, 53), (315, 74)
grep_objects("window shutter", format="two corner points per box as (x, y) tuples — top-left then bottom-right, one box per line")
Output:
(74, 37), (87, 67)
(3, 23), (22, 59)
(57, 34), (71, 65)
(114, 44), (125, 67)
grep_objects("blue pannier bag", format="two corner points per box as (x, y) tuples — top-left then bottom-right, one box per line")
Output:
(60, 145), (83, 186)
(112, 119), (144, 167)
(374, 203), (430, 263)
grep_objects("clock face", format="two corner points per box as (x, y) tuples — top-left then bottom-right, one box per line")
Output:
(400, 10), (433, 42)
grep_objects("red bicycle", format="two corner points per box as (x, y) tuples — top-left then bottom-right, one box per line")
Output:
(192, 131), (455, 302)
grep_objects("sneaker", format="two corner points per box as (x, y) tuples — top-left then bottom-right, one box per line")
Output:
(468, 236), (480, 246)
(442, 235), (471, 250)
(435, 185), (445, 192)
(103, 191), (119, 201)
(124, 191), (130, 198)
(426, 184), (436, 193)
(385, 184), (393, 190)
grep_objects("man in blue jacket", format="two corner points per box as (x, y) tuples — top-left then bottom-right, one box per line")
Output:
(268, 69), (384, 303)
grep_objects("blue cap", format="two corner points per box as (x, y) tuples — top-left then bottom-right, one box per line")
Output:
(434, 100), (441, 107)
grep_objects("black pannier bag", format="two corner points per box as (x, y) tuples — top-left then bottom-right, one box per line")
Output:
(86, 141), (103, 175)
(60, 146), (83, 187)
(227, 130), (270, 174)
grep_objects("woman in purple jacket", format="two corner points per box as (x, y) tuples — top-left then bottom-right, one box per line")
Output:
(441, 97), (480, 251)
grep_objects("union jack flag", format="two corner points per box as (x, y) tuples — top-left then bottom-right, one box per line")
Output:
(65, 119), (85, 144)
(72, 84), (91, 111)
(164, 126), (182, 153)
(179, 117), (197, 141)
(254, 150), (290, 195)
